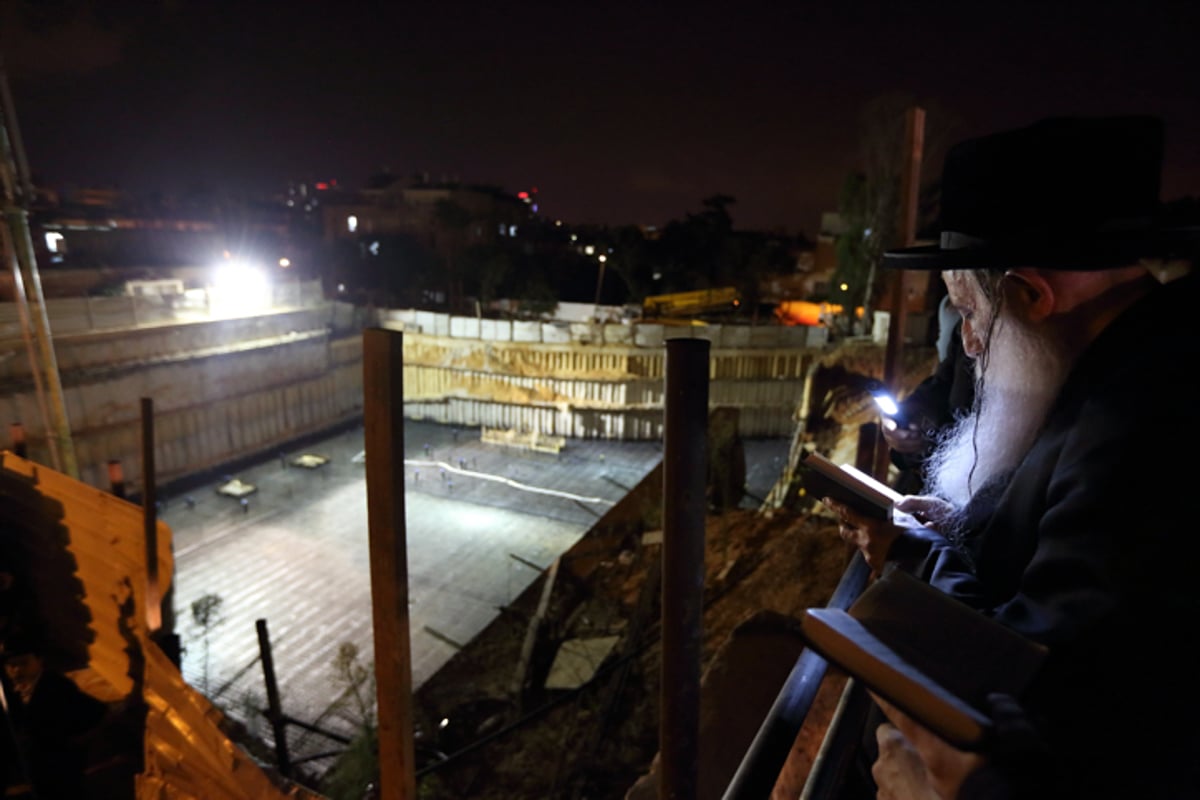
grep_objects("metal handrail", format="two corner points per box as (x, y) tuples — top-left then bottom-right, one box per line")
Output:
(721, 553), (872, 800)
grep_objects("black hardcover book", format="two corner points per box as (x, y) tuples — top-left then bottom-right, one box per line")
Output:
(798, 566), (1048, 750)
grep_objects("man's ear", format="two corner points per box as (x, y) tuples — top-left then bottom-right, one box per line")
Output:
(1003, 269), (1055, 323)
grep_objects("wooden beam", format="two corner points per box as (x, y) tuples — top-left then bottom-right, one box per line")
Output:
(509, 556), (560, 704)
(363, 328), (417, 800)
(876, 106), (926, 479)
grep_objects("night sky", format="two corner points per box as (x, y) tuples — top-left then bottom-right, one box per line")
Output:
(2, 0), (1197, 236)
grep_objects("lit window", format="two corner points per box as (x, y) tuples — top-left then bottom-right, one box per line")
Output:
(44, 232), (65, 253)
(499, 223), (507, 236)
(368, 241), (381, 256)
(508, 225), (517, 237)
(347, 215), (358, 233)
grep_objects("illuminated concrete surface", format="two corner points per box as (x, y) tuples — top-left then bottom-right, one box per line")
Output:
(160, 419), (787, 767)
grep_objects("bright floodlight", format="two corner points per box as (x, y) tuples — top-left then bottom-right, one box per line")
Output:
(211, 259), (271, 316)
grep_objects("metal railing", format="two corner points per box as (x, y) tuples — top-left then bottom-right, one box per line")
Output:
(721, 553), (873, 800)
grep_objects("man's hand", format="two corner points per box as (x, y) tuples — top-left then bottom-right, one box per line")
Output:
(821, 497), (904, 573)
(872, 693), (986, 800)
(873, 722), (943, 800)
(822, 494), (956, 574)
(896, 494), (958, 530)
(881, 418), (927, 455)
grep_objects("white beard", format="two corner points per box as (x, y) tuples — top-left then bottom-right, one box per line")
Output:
(925, 313), (1069, 512)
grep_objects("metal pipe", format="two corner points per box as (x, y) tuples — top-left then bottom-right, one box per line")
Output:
(0, 52), (77, 477)
(141, 397), (162, 633)
(256, 618), (292, 778)
(661, 337), (710, 800)
(721, 554), (872, 800)
(799, 677), (874, 800)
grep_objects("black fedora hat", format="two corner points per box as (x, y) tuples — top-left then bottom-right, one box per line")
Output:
(883, 115), (1200, 270)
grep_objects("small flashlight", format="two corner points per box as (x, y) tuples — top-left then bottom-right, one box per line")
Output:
(868, 382), (908, 430)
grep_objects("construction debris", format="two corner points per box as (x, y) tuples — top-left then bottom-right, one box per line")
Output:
(216, 478), (257, 498)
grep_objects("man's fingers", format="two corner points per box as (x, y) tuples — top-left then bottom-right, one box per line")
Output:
(875, 721), (906, 750)
(871, 692), (923, 741)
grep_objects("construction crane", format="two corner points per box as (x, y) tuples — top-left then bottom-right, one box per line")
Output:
(642, 286), (740, 319)
(0, 50), (77, 476)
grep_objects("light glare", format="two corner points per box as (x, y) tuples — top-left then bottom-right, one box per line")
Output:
(211, 260), (271, 316)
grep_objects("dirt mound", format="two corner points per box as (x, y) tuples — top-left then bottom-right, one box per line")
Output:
(412, 504), (851, 799)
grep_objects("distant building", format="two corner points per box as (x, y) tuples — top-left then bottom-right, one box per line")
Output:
(28, 187), (293, 274)
(318, 172), (535, 260)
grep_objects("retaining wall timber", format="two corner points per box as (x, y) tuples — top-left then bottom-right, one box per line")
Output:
(0, 300), (832, 493)
(386, 309), (829, 441)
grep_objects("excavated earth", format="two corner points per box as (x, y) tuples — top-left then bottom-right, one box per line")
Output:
(405, 340), (938, 800)
(411, 504), (854, 800)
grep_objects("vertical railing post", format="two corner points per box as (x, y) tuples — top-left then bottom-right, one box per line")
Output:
(141, 397), (161, 633)
(363, 328), (416, 800)
(256, 618), (292, 778)
(721, 555), (873, 800)
(661, 337), (710, 800)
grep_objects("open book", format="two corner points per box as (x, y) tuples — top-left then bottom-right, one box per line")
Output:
(798, 566), (1047, 751)
(800, 451), (902, 520)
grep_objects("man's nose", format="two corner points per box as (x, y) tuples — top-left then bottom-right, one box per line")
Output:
(961, 324), (984, 358)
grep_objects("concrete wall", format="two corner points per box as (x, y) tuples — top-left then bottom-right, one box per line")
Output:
(0, 279), (326, 341)
(0, 297), (831, 493)
(0, 286), (366, 493)
(380, 307), (828, 349)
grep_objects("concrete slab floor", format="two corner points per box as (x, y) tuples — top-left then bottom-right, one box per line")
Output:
(158, 419), (788, 771)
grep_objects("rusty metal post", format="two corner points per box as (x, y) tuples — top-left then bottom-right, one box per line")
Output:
(363, 328), (417, 800)
(661, 337), (710, 800)
(256, 618), (292, 778)
(141, 397), (162, 632)
(0, 54), (77, 478)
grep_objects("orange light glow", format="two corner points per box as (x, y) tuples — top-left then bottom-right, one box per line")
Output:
(774, 301), (865, 326)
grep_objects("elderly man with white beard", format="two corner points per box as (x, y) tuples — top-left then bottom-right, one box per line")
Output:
(822, 115), (1200, 799)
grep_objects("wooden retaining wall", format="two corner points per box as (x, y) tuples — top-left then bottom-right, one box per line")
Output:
(0, 298), (830, 493)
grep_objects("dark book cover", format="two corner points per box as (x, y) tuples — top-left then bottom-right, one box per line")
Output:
(800, 451), (900, 520)
(799, 566), (1047, 750)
